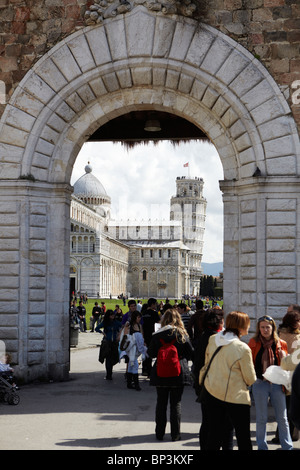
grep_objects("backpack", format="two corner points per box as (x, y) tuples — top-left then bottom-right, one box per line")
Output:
(157, 338), (181, 378)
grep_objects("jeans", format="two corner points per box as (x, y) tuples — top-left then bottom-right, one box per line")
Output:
(79, 317), (86, 332)
(155, 386), (183, 440)
(90, 316), (100, 332)
(128, 358), (139, 374)
(252, 379), (293, 450)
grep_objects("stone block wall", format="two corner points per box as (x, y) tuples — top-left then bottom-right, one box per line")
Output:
(200, 0), (300, 132)
(0, 1), (299, 133)
(221, 176), (300, 322)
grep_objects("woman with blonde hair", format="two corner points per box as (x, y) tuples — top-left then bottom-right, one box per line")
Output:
(199, 311), (256, 450)
(160, 308), (187, 339)
(148, 308), (194, 442)
(249, 315), (293, 450)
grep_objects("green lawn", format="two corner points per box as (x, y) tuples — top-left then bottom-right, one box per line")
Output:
(81, 298), (169, 324)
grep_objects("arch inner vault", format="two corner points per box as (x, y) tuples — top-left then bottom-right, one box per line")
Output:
(0, 7), (300, 381)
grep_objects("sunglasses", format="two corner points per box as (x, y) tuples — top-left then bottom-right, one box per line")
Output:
(258, 315), (273, 322)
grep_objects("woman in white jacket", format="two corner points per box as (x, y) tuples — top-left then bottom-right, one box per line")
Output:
(199, 311), (256, 450)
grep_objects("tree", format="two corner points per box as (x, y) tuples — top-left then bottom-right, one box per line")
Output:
(200, 275), (215, 297)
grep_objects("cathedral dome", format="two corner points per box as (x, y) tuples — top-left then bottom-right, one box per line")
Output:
(73, 163), (111, 206)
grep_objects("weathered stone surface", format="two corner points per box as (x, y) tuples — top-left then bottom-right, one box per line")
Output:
(0, 5), (299, 382)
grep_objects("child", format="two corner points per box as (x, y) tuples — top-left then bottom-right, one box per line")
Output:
(123, 311), (147, 390)
(0, 353), (18, 389)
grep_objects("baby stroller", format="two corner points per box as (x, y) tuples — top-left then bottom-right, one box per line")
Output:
(0, 372), (20, 405)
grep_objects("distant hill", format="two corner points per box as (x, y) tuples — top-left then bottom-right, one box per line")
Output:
(202, 262), (223, 276)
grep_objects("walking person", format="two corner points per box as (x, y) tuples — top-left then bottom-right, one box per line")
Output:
(96, 310), (122, 380)
(148, 309), (194, 442)
(121, 311), (147, 391)
(199, 311), (256, 450)
(248, 315), (293, 450)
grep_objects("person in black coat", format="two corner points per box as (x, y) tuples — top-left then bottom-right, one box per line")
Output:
(193, 309), (224, 397)
(148, 308), (194, 442)
(142, 298), (160, 377)
(290, 362), (300, 431)
(187, 299), (206, 347)
(192, 308), (233, 450)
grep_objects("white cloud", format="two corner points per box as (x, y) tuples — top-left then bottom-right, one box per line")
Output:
(71, 140), (224, 263)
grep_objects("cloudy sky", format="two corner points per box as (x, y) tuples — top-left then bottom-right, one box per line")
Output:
(71, 140), (224, 264)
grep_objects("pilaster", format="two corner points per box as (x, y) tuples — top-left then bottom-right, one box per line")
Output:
(0, 180), (72, 381)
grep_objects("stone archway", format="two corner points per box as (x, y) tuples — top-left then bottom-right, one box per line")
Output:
(0, 7), (299, 381)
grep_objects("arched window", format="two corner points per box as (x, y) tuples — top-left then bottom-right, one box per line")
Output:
(142, 270), (147, 281)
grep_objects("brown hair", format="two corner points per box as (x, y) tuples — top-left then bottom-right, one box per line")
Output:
(279, 311), (300, 333)
(225, 311), (250, 337)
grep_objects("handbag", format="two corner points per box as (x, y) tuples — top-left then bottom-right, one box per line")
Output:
(98, 337), (110, 363)
(198, 346), (222, 403)
(111, 341), (120, 366)
(263, 365), (293, 392)
(181, 358), (194, 386)
(120, 332), (130, 351)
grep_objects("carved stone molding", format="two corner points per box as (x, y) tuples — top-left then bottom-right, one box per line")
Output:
(84, 0), (197, 25)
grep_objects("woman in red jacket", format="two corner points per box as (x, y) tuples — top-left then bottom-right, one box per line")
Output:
(248, 315), (293, 450)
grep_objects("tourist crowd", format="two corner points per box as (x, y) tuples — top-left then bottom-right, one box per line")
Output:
(69, 297), (300, 449)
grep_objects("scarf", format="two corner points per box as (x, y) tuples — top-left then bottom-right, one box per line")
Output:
(259, 334), (275, 375)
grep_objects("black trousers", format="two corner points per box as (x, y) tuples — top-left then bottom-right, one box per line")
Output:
(142, 356), (152, 376)
(200, 402), (234, 450)
(203, 391), (252, 450)
(155, 386), (184, 440)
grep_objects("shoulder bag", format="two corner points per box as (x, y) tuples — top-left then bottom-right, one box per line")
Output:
(198, 346), (222, 403)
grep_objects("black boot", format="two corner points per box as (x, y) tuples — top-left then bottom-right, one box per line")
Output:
(127, 373), (134, 389)
(133, 374), (141, 391)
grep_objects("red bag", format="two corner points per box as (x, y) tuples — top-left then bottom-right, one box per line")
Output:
(157, 338), (181, 378)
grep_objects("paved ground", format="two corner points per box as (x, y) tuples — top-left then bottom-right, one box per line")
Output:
(1, 330), (299, 453)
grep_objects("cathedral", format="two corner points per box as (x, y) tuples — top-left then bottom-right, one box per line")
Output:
(70, 163), (207, 299)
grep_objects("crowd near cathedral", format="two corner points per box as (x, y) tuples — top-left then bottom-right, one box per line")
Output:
(70, 162), (207, 299)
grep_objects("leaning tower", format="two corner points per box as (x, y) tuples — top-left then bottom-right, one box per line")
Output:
(170, 176), (207, 295)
